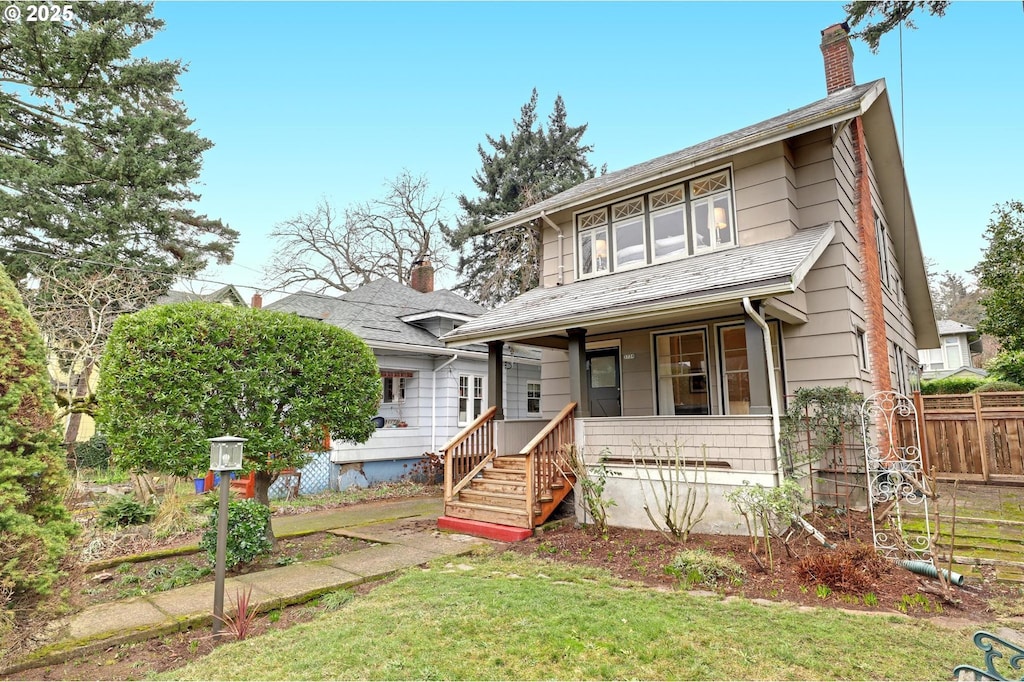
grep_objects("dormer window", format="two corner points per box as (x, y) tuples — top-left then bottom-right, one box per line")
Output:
(576, 169), (735, 279)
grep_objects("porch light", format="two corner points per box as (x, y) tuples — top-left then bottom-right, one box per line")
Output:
(595, 238), (607, 259)
(208, 435), (246, 472)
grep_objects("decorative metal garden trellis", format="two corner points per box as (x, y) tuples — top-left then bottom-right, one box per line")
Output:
(860, 390), (932, 560)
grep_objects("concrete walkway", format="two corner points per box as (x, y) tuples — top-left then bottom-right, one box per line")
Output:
(4, 496), (492, 674)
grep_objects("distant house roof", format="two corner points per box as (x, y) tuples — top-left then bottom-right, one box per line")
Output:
(937, 319), (977, 336)
(266, 278), (486, 351)
(443, 223), (834, 347)
(156, 285), (248, 307)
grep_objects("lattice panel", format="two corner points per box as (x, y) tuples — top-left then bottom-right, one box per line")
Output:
(981, 393), (1024, 409)
(268, 452), (332, 500)
(578, 209), (607, 229)
(650, 185), (684, 209)
(612, 198), (643, 220)
(691, 171), (729, 197)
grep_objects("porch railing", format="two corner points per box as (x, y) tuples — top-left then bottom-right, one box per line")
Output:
(443, 406), (498, 501)
(519, 402), (576, 520)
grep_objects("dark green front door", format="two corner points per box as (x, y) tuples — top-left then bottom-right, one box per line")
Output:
(587, 349), (621, 417)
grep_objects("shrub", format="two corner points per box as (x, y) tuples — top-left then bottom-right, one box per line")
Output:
(98, 495), (156, 528)
(920, 376), (988, 395)
(987, 351), (1024, 385)
(665, 549), (745, 587)
(796, 542), (889, 595)
(200, 500), (272, 569)
(73, 433), (112, 470)
(0, 264), (77, 598)
(974, 380), (1024, 393)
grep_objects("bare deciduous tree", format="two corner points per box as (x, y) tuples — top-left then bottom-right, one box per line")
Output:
(22, 265), (162, 436)
(267, 171), (450, 295)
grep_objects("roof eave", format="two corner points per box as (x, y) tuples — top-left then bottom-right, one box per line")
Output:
(485, 83), (884, 234)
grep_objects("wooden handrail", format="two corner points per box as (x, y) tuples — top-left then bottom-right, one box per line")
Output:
(443, 406), (498, 503)
(442, 406), (498, 454)
(518, 402), (577, 456)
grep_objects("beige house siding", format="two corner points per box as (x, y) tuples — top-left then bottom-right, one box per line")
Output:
(534, 122), (917, 413)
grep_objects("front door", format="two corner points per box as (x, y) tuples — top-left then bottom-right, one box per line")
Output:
(587, 349), (621, 417)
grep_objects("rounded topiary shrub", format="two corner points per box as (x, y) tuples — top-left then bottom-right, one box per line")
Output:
(200, 499), (272, 569)
(73, 433), (112, 470)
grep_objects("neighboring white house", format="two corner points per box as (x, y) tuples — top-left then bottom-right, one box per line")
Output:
(267, 259), (541, 489)
(918, 319), (986, 380)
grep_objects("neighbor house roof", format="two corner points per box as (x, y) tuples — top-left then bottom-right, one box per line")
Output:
(443, 223), (835, 346)
(485, 81), (884, 234)
(267, 278), (486, 351)
(937, 319), (977, 336)
(156, 285), (247, 307)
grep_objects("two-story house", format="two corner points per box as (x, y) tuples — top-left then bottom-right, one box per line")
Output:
(437, 23), (938, 539)
(918, 319), (985, 380)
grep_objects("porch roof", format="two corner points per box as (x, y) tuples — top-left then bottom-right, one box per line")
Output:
(443, 223), (835, 346)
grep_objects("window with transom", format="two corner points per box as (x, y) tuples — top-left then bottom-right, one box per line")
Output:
(575, 170), (735, 278)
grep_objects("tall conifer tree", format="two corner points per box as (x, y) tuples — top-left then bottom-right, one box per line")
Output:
(445, 91), (600, 307)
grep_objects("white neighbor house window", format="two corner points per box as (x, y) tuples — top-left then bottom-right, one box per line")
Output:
(944, 337), (962, 369)
(381, 377), (406, 403)
(576, 169), (735, 279)
(527, 382), (541, 414)
(458, 375), (485, 425)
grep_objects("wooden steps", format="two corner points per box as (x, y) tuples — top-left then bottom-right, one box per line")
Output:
(444, 454), (575, 533)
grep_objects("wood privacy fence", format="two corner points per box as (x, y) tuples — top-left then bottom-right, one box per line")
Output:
(904, 392), (1024, 484)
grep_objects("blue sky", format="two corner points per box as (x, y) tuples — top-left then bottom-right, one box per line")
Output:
(143, 1), (1023, 301)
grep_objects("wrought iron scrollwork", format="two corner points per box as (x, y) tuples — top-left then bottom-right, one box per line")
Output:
(953, 630), (1024, 681)
(861, 390), (932, 560)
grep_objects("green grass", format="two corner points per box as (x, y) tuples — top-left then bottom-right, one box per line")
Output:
(158, 553), (983, 680)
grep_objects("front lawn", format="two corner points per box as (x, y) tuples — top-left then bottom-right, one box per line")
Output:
(161, 552), (982, 680)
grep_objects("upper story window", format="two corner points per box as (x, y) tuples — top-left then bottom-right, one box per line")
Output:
(874, 212), (890, 290)
(576, 170), (735, 279)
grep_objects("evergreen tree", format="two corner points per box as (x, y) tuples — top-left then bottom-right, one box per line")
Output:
(844, 1), (950, 53)
(0, 1), (237, 281)
(0, 264), (77, 603)
(445, 91), (600, 307)
(974, 201), (1024, 351)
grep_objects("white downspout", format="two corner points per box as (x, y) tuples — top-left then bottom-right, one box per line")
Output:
(742, 297), (784, 486)
(540, 211), (564, 286)
(432, 353), (458, 454)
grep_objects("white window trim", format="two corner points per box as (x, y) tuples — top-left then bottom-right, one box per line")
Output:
(651, 326), (711, 417)
(381, 376), (406, 404)
(715, 321), (783, 416)
(457, 373), (487, 426)
(573, 166), (735, 281)
(526, 381), (541, 415)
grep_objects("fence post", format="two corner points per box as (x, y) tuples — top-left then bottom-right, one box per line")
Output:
(973, 391), (991, 482)
(913, 391), (929, 474)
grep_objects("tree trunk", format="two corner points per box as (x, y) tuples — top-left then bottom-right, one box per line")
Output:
(255, 470), (277, 547)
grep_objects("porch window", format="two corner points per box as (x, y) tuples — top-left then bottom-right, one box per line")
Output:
(527, 382), (541, 414)
(575, 169), (735, 279)
(655, 330), (710, 416)
(458, 374), (485, 425)
(718, 323), (782, 415)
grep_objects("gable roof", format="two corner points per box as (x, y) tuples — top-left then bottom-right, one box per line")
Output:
(443, 223), (835, 346)
(937, 319), (977, 336)
(156, 285), (248, 307)
(267, 278), (485, 351)
(485, 81), (884, 234)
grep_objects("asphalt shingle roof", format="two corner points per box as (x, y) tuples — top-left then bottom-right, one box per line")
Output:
(443, 224), (834, 345)
(936, 319), (977, 336)
(487, 80), (882, 232)
(266, 279), (485, 349)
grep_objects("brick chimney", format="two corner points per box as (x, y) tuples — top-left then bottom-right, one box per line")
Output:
(409, 256), (434, 294)
(821, 22), (855, 94)
(250, 293), (262, 309)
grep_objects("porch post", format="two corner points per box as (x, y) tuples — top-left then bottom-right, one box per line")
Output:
(487, 340), (505, 420)
(744, 303), (772, 416)
(567, 327), (590, 417)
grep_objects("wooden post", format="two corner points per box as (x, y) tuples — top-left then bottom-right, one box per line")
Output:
(973, 391), (990, 482)
(913, 391), (929, 474)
